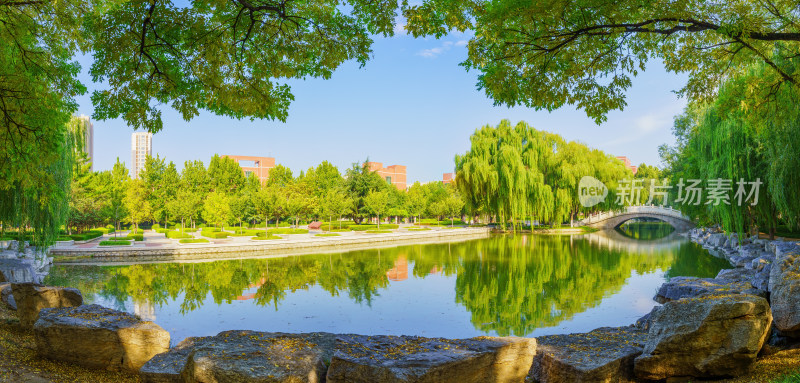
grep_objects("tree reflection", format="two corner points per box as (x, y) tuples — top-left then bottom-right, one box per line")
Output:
(44, 229), (727, 336)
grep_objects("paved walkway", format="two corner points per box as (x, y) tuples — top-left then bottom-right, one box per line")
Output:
(49, 226), (491, 263)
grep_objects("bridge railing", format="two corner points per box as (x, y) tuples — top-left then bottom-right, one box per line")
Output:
(578, 205), (690, 225)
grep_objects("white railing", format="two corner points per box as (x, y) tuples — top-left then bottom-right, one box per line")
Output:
(579, 205), (690, 225)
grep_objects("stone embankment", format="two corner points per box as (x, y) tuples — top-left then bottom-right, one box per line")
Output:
(2, 228), (800, 382)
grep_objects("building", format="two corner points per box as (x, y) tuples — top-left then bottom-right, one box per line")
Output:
(131, 132), (153, 179)
(616, 156), (638, 175)
(77, 115), (94, 170)
(366, 162), (407, 190)
(443, 173), (454, 185)
(224, 155), (276, 184)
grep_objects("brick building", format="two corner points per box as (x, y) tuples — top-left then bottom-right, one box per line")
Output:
(616, 156), (638, 175)
(443, 173), (454, 185)
(224, 155), (276, 184)
(366, 162), (407, 190)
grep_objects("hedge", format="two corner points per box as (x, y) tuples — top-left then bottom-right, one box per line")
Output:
(56, 236), (73, 241)
(330, 228), (351, 232)
(315, 233), (340, 237)
(350, 224), (398, 231)
(69, 230), (104, 241)
(201, 231), (229, 239)
(152, 223), (162, 230)
(125, 234), (144, 241)
(99, 240), (130, 246)
(166, 231), (193, 239)
(92, 227), (115, 234)
(180, 238), (210, 244)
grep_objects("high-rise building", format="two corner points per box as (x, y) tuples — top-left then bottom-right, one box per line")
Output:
(77, 115), (94, 170)
(131, 132), (153, 179)
(224, 155), (276, 184)
(366, 162), (407, 190)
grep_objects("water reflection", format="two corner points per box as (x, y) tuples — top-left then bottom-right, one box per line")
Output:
(44, 226), (728, 339)
(617, 220), (675, 240)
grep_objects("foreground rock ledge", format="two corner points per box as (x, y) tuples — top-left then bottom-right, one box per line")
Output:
(529, 326), (647, 383)
(327, 334), (536, 383)
(34, 304), (170, 372)
(769, 242), (800, 334)
(634, 294), (771, 380)
(181, 330), (336, 383)
(11, 282), (82, 329)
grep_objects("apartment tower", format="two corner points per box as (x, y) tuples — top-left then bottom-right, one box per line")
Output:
(77, 115), (94, 170)
(131, 132), (153, 179)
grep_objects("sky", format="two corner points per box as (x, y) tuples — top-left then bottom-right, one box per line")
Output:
(76, 26), (689, 184)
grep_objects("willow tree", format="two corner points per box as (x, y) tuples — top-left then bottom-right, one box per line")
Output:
(661, 60), (800, 238)
(456, 120), (629, 230)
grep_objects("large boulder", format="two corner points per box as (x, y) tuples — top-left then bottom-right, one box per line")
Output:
(634, 294), (771, 380)
(181, 330), (336, 383)
(769, 243), (800, 334)
(0, 282), (14, 310)
(11, 283), (82, 328)
(34, 304), (170, 372)
(140, 336), (213, 383)
(653, 276), (753, 304)
(529, 326), (647, 383)
(326, 334), (536, 383)
(0, 258), (38, 283)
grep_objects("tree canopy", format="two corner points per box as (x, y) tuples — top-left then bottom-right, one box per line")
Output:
(404, 0), (800, 122)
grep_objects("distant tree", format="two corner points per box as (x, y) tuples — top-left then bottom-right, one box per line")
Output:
(229, 194), (253, 230)
(364, 190), (389, 229)
(321, 188), (353, 229)
(125, 179), (152, 232)
(203, 192), (231, 228)
(344, 161), (386, 223)
(168, 189), (200, 231)
(406, 182), (427, 223)
(208, 154), (245, 194)
(444, 195), (465, 226)
(108, 158), (130, 234)
(427, 200), (446, 221)
(253, 186), (280, 231)
(267, 164), (294, 188)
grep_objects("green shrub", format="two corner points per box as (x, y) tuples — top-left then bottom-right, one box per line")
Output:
(349, 224), (377, 231)
(155, 228), (171, 234)
(125, 234), (144, 241)
(180, 238), (210, 244)
(129, 228), (143, 234)
(152, 223), (161, 230)
(330, 228), (351, 232)
(365, 230), (392, 234)
(69, 230), (104, 241)
(56, 236), (73, 241)
(266, 228), (308, 235)
(201, 231), (229, 239)
(106, 224), (115, 229)
(380, 224), (399, 229)
(166, 231), (193, 239)
(92, 227), (115, 234)
(99, 240), (131, 246)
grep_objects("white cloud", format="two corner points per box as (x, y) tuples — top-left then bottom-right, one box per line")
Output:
(393, 23), (407, 36)
(415, 39), (467, 58)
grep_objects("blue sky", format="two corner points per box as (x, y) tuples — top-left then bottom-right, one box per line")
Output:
(77, 27), (688, 183)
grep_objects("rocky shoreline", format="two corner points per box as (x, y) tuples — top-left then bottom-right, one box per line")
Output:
(1, 229), (799, 382)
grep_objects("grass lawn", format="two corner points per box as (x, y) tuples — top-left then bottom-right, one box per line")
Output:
(98, 240), (130, 246)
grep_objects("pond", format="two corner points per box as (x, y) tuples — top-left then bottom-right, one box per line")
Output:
(44, 223), (730, 345)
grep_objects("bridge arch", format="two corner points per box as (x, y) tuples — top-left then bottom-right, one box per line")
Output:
(578, 206), (695, 232)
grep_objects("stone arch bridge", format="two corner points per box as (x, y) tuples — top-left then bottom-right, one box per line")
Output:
(578, 206), (695, 232)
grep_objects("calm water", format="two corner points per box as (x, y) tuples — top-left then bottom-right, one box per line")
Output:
(44, 225), (729, 345)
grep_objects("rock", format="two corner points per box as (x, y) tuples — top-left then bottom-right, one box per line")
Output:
(634, 307), (660, 332)
(11, 283), (82, 328)
(739, 244), (764, 258)
(747, 256), (770, 272)
(327, 334), (536, 383)
(0, 282), (14, 310)
(34, 304), (169, 372)
(140, 336), (213, 383)
(530, 326), (647, 383)
(654, 276), (752, 304)
(182, 330), (335, 383)
(634, 294), (771, 380)
(0, 258), (38, 283)
(769, 244), (800, 333)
